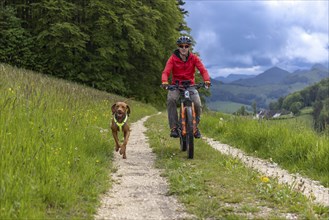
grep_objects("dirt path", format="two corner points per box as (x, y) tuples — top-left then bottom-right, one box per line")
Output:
(204, 137), (329, 207)
(95, 115), (328, 220)
(95, 115), (195, 220)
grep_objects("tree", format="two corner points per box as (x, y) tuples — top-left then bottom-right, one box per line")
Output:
(282, 93), (303, 110)
(0, 6), (35, 68)
(252, 100), (257, 115)
(0, 0), (190, 107)
(290, 102), (302, 115)
(236, 106), (246, 116)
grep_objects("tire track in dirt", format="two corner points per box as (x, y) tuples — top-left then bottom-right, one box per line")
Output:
(95, 115), (195, 220)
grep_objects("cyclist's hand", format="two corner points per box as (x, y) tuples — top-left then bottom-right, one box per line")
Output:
(204, 81), (211, 89)
(161, 82), (169, 90)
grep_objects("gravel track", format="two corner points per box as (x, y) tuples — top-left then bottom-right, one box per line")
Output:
(204, 137), (329, 207)
(95, 115), (195, 220)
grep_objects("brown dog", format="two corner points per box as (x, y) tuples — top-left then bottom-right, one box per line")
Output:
(111, 102), (131, 159)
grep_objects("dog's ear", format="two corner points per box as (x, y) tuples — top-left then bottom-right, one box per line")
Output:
(126, 105), (131, 116)
(111, 103), (117, 114)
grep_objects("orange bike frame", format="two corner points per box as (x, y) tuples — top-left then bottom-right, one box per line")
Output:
(181, 102), (197, 136)
(181, 102), (186, 136)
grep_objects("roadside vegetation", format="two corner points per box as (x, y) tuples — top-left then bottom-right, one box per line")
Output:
(0, 64), (157, 219)
(145, 113), (329, 219)
(200, 111), (329, 188)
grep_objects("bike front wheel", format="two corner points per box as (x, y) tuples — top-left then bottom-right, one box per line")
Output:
(185, 106), (194, 159)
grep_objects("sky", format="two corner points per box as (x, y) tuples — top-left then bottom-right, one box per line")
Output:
(183, 0), (329, 78)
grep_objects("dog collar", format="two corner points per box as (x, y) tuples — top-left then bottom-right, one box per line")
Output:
(113, 114), (128, 132)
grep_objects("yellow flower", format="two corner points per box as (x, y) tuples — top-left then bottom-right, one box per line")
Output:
(261, 176), (270, 183)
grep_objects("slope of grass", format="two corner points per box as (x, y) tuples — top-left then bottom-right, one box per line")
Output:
(0, 64), (157, 219)
(200, 111), (329, 187)
(145, 113), (328, 219)
(207, 101), (252, 114)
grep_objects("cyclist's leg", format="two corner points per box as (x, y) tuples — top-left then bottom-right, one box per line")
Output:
(190, 89), (202, 124)
(190, 89), (202, 138)
(167, 90), (180, 129)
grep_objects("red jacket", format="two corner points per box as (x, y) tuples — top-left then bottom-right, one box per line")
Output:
(162, 50), (210, 85)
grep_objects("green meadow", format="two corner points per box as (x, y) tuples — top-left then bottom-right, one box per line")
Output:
(0, 64), (157, 219)
(1, 64), (328, 219)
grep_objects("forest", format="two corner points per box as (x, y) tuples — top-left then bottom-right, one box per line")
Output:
(0, 0), (189, 106)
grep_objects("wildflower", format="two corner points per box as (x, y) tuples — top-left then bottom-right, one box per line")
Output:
(96, 160), (99, 163)
(261, 176), (270, 183)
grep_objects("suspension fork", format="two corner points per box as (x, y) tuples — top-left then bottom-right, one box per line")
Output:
(181, 102), (186, 136)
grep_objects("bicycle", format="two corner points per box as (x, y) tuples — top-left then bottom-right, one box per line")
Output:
(164, 80), (209, 159)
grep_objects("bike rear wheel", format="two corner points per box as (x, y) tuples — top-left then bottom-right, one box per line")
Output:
(185, 106), (194, 159)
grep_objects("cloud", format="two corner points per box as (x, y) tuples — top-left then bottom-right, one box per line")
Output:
(208, 65), (262, 78)
(185, 0), (329, 77)
(283, 26), (329, 63)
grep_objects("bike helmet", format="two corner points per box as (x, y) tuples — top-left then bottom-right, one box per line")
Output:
(176, 36), (192, 45)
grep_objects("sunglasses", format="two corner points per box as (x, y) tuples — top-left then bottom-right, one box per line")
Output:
(178, 45), (189, 49)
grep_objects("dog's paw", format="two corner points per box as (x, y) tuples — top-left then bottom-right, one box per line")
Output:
(119, 146), (126, 155)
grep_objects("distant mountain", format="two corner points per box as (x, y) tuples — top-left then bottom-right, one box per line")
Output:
(208, 64), (329, 109)
(231, 67), (290, 86)
(214, 74), (256, 83)
(282, 64), (329, 85)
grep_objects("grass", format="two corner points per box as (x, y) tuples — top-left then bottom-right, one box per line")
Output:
(207, 101), (252, 114)
(145, 112), (329, 219)
(1, 63), (328, 219)
(200, 111), (329, 187)
(0, 64), (157, 219)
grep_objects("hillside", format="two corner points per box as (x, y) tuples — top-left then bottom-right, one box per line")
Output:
(209, 64), (329, 108)
(231, 67), (290, 86)
(269, 77), (329, 132)
(215, 73), (256, 83)
(0, 64), (158, 219)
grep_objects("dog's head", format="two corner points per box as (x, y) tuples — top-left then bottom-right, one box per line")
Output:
(111, 102), (130, 118)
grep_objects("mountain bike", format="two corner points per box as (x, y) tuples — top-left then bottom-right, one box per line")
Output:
(165, 80), (208, 159)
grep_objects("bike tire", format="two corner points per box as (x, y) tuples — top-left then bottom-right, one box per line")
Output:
(180, 135), (187, 151)
(185, 107), (194, 159)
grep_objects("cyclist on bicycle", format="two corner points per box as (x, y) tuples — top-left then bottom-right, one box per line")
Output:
(161, 35), (211, 138)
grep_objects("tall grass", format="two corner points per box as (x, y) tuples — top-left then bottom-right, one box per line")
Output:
(200, 111), (329, 187)
(0, 64), (157, 219)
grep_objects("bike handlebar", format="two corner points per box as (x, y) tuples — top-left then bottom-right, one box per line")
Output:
(161, 81), (211, 91)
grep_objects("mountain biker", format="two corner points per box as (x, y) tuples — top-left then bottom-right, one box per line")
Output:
(161, 35), (211, 138)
